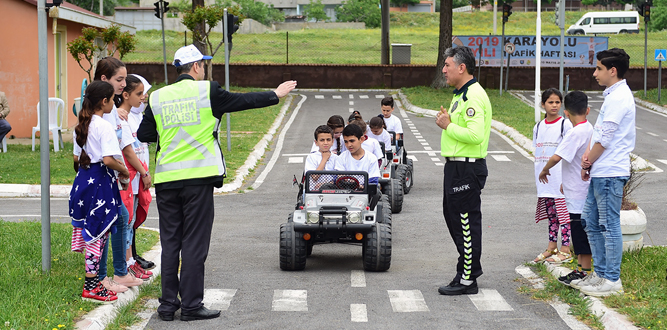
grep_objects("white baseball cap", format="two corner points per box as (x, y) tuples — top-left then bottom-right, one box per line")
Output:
(173, 44), (213, 67)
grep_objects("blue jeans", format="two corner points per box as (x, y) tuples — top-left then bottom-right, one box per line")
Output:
(582, 176), (628, 282)
(0, 119), (11, 141)
(99, 203), (130, 280)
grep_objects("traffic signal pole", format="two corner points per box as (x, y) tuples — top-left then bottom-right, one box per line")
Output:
(224, 9), (231, 151)
(557, 0), (565, 94)
(499, 21), (505, 96)
(161, 1), (168, 84)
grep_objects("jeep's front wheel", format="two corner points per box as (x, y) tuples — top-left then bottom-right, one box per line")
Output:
(387, 179), (403, 213)
(376, 201), (392, 227)
(363, 223), (392, 271)
(280, 222), (307, 270)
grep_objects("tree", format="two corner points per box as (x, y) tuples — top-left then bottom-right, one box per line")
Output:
(303, 0), (329, 22)
(66, 0), (135, 16)
(66, 24), (136, 81)
(335, 0), (382, 28)
(651, 0), (667, 31)
(181, 5), (244, 80)
(391, 0), (420, 7)
(431, 0), (452, 89)
(216, 0), (285, 25)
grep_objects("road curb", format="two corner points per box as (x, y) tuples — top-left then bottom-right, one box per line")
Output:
(75, 227), (162, 330)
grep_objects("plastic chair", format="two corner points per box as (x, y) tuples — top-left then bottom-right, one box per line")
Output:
(1, 136), (6, 153)
(32, 98), (65, 152)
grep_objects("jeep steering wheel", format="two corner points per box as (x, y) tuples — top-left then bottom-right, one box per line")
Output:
(335, 176), (360, 190)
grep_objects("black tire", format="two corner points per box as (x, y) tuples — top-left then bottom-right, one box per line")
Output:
(306, 241), (314, 257)
(396, 164), (413, 195)
(376, 201), (392, 227)
(363, 223), (392, 272)
(389, 179), (403, 214)
(381, 194), (392, 219)
(575, 30), (584, 35)
(279, 222), (307, 271)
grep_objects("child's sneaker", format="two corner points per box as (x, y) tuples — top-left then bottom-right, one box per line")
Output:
(82, 282), (118, 304)
(558, 270), (586, 286)
(580, 278), (624, 297)
(571, 271), (603, 290)
(128, 263), (150, 280)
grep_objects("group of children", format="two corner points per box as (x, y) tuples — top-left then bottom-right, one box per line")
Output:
(304, 96), (403, 187)
(70, 57), (156, 303)
(532, 48), (635, 298)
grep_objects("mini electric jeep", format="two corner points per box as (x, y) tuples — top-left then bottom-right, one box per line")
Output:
(281, 171), (392, 272)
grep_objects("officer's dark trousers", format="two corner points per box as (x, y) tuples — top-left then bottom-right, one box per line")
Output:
(156, 183), (214, 313)
(443, 159), (487, 282)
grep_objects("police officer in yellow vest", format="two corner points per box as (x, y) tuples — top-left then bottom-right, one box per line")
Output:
(137, 44), (296, 321)
(435, 46), (492, 296)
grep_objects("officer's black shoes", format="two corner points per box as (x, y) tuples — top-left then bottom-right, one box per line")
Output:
(438, 280), (479, 295)
(135, 255), (155, 270)
(157, 312), (174, 321)
(180, 306), (221, 321)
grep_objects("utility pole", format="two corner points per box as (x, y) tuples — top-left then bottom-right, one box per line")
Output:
(154, 0), (170, 84)
(500, 2), (512, 96)
(381, 0), (390, 64)
(556, 0), (565, 94)
(493, 0), (498, 35)
(535, 0), (542, 123)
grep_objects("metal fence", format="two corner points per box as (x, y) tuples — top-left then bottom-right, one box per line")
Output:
(122, 29), (663, 68)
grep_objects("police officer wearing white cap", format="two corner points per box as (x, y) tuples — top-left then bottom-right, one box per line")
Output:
(138, 44), (296, 322)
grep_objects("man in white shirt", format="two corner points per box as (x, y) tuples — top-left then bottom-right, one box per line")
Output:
(579, 48), (635, 297)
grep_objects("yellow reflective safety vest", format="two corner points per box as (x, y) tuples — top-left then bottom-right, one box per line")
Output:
(149, 80), (226, 184)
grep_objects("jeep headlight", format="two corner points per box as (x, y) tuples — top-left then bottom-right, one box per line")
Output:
(347, 211), (361, 224)
(307, 211), (319, 224)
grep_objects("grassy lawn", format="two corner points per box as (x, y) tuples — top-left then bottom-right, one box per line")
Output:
(0, 87), (287, 185)
(401, 85), (537, 138)
(0, 221), (159, 330)
(636, 87), (667, 107)
(123, 12), (664, 68)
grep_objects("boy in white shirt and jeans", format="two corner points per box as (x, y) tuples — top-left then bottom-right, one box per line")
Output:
(539, 91), (594, 287)
(579, 48), (636, 297)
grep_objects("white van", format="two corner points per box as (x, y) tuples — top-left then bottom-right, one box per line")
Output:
(567, 11), (640, 35)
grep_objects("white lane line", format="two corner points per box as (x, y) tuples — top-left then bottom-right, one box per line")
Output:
(360, 95), (369, 99)
(387, 290), (430, 312)
(282, 153), (311, 156)
(657, 159), (667, 165)
(351, 270), (366, 287)
(411, 130), (419, 133)
(349, 94), (354, 99)
(272, 290), (308, 311)
(315, 95), (324, 99)
(407, 155), (418, 161)
(491, 128), (534, 161)
(468, 289), (514, 311)
(418, 139), (426, 142)
(420, 142), (429, 146)
(647, 132), (659, 137)
(664, 139), (667, 143)
(349, 101), (354, 106)
(414, 134), (422, 138)
(351, 304), (368, 322)
(251, 95), (308, 190)
(424, 147), (433, 151)
(349, 107), (355, 112)
(203, 289), (237, 311)
(435, 162), (444, 166)
(431, 158), (440, 162)
(333, 95), (342, 99)
(288, 157), (303, 164)
(491, 155), (511, 162)
(636, 126), (642, 130)
(375, 95), (385, 98)
(487, 150), (515, 154)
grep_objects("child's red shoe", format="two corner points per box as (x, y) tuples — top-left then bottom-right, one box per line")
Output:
(82, 283), (118, 304)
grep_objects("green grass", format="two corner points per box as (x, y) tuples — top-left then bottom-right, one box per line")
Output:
(0, 221), (159, 330)
(123, 11), (664, 67)
(106, 275), (162, 330)
(0, 86), (286, 186)
(401, 85), (537, 138)
(636, 87), (667, 107)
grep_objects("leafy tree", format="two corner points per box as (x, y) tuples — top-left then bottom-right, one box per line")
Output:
(66, 0), (136, 16)
(216, 0), (285, 26)
(335, 0), (381, 28)
(431, 0), (452, 88)
(303, 0), (329, 22)
(181, 5), (244, 79)
(66, 24), (136, 81)
(391, 0), (421, 6)
(650, 0), (667, 31)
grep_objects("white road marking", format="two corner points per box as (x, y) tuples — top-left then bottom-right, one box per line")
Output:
(424, 147), (433, 151)
(435, 162), (444, 166)
(351, 270), (366, 287)
(315, 95), (324, 99)
(664, 139), (667, 143)
(657, 159), (667, 165)
(487, 150), (515, 154)
(491, 155), (511, 162)
(351, 304), (368, 322)
(282, 153), (311, 156)
(647, 132), (659, 137)
(636, 126), (642, 130)
(349, 101), (354, 106)
(376, 95), (385, 98)
(272, 290), (308, 311)
(387, 290), (430, 312)
(418, 139), (426, 142)
(411, 130), (419, 133)
(349, 94), (354, 99)
(468, 289), (514, 311)
(288, 157), (303, 164)
(420, 142), (429, 146)
(203, 289), (237, 311)
(491, 128), (534, 161)
(349, 108), (355, 112)
(407, 155), (418, 161)
(360, 95), (369, 99)
(333, 95), (342, 99)
(431, 158), (440, 162)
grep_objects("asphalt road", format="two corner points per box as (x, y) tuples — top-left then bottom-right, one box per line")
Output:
(3, 90), (664, 329)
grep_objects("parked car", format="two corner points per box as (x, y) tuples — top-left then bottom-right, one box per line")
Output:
(567, 11), (640, 35)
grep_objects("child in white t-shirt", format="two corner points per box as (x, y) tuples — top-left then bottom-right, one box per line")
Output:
(310, 115), (346, 155)
(305, 125), (342, 172)
(539, 91), (594, 285)
(350, 119), (383, 168)
(380, 96), (403, 140)
(335, 124), (380, 185)
(368, 116), (392, 152)
(532, 88), (573, 264)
